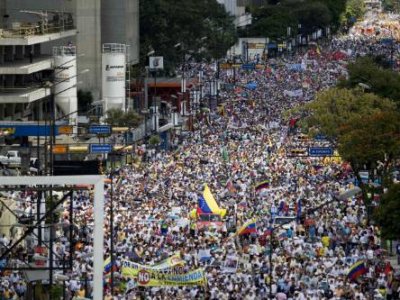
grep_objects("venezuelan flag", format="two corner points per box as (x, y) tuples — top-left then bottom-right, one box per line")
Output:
(236, 219), (257, 235)
(347, 260), (367, 281)
(104, 257), (117, 275)
(197, 184), (227, 217)
(255, 180), (269, 192)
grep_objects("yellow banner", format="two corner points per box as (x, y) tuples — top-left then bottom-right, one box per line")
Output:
(120, 253), (184, 277)
(123, 267), (206, 286)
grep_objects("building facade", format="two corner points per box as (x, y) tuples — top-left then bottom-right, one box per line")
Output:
(0, 0), (139, 121)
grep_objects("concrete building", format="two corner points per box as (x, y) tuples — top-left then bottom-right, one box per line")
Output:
(217, 0), (252, 28)
(0, 0), (139, 120)
(0, 4), (77, 120)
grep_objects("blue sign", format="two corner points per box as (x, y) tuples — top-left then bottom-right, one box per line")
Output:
(90, 144), (112, 154)
(314, 133), (327, 141)
(308, 147), (333, 157)
(89, 125), (111, 135)
(242, 63), (255, 70)
(0, 124), (64, 137)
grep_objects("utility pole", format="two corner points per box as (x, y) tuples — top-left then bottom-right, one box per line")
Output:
(110, 170), (114, 296)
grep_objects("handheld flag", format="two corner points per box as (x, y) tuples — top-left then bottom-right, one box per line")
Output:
(236, 218), (257, 235)
(255, 180), (269, 192)
(197, 184), (227, 217)
(347, 260), (367, 281)
(104, 257), (118, 275)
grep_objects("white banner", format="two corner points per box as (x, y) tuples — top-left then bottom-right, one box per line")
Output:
(283, 89), (303, 98)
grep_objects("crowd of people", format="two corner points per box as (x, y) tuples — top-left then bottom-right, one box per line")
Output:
(0, 13), (400, 300)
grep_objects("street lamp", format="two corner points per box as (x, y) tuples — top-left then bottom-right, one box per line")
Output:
(143, 49), (155, 137)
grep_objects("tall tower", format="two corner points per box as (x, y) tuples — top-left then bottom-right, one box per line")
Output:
(101, 0), (139, 65)
(53, 46), (78, 126)
(102, 43), (127, 113)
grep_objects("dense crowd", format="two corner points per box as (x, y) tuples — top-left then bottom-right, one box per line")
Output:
(1, 15), (400, 300)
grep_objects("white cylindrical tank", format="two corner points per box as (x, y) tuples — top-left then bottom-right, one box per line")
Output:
(102, 43), (126, 113)
(53, 46), (78, 127)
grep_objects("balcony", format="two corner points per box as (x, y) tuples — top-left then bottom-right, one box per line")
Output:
(0, 55), (53, 74)
(0, 86), (51, 103)
(0, 28), (77, 46)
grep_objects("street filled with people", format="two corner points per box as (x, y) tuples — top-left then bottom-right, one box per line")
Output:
(1, 13), (400, 300)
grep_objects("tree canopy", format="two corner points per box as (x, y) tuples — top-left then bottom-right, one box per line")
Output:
(140, 0), (236, 74)
(338, 57), (400, 109)
(338, 110), (400, 171)
(242, 0), (358, 39)
(300, 87), (396, 140)
(374, 184), (400, 240)
(105, 109), (143, 128)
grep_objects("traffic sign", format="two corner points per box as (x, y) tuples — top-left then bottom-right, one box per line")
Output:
(89, 144), (112, 154)
(308, 147), (333, 157)
(314, 133), (327, 141)
(88, 125), (111, 135)
(242, 63), (255, 70)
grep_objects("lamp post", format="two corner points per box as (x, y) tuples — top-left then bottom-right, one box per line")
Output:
(143, 49), (155, 138)
(109, 167), (115, 297)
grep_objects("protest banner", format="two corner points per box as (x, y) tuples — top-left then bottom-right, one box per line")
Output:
(130, 268), (206, 286)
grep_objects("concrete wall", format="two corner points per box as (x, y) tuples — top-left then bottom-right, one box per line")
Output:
(2, 0), (139, 102)
(217, 0), (238, 16)
(101, 0), (139, 65)
(75, 0), (102, 100)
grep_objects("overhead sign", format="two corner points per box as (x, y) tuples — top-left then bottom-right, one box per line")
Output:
(89, 144), (112, 154)
(52, 145), (67, 154)
(58, 125), (73, 135)
(0, 124), (69, 137)
(242, 63), (255, 71)
(89, 125), (111, 135)
(219, 63), (232, 70)
(314, 133), (327, 141)
(149, 56), (164, 70)
(308, 147), (333, 157)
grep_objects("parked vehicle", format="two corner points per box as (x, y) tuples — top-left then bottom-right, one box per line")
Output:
(0, 150), (37, 169)
(0, 150), (22, 167)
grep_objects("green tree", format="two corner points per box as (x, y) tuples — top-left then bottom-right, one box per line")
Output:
(341, 0), (366, 24)
(298, 87), (400, 221)
(245, 0), (347, 38)
(339, 57), (400, 108)
(299, 87), (396, 139)
(105, 109), (143, 128)
(382, 0), (400, 13)
(338, 110), (400, 177)
(140, 0), (236, 73)
(148, 134), (161, 147)
(374, 184), (400, 240)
